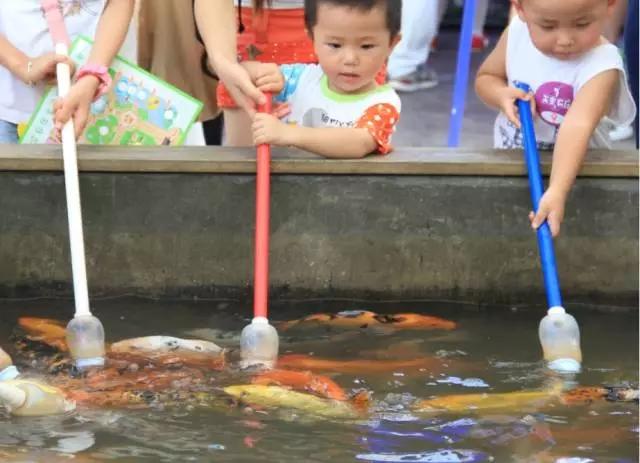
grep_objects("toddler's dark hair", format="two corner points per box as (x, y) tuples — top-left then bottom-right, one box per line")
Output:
(305, 0), (402, 38)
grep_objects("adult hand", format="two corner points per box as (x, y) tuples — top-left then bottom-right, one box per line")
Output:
(20, 52), (76, 86)
(217, 59), (266, 117)
(254, 63), (285, 94)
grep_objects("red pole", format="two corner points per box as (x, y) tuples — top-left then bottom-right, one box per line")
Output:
(254, 95), (272, 319)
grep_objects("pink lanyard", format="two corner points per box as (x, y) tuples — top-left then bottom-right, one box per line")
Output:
(40, 0), (70, 47)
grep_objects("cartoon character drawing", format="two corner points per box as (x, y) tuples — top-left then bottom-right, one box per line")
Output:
(84, 115), (118, 144)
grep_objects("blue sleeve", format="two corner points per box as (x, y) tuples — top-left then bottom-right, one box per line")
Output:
(275, 64), (307, 103)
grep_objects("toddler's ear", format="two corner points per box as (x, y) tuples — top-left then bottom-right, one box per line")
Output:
(390, 33), (402, 49)
(511, 0), (524, 19)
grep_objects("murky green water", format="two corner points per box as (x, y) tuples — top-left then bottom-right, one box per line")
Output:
(0, 297), (637, 462)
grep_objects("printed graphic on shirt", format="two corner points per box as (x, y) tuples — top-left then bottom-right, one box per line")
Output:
(497, 119), (556, 150)
(302, 108), (354, 128)
(535, 82), (574, 127)
(42, 1), (103, 18)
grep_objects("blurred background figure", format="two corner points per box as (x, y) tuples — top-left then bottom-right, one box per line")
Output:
(137, 0), (222, 145)
(603, 0), (635, 143)
(622, 0), (638, 147)
(387, 0), (441, 92)
(388, 0), (491, 93)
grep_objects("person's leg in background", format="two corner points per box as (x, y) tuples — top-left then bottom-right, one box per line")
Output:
(203, 114), (224, 145)
(388, 0), (441, 92)
(623, 0), (638, 147)
(472, 0), (490, 51)
(0, 121), (18, 144)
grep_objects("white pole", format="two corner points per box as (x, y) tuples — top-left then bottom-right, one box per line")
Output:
(56, 43), (91, 318)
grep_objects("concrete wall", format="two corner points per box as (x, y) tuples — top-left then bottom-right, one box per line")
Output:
(0, 165), (637, 306)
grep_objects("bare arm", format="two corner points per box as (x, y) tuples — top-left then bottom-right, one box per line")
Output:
(548, 70), (618, 197)
(194, 0), (237, 70)
(475, 28), (509, 109)
(54, 0), (134, 136)
(530, 70), (618, 236)
(0, 35), (29, 83)
(252, 113), (378, 158)
(194, 0), (264, 112)
(87, 0), (134, 68)
(287, 126), (377, 158)
(475, 27), (534, 126)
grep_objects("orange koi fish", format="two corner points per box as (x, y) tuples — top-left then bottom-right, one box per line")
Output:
(252, 369), (348, 401)
(279, 310), (456, 331)
(277, 354), (445, 375)
(18, 317), (68, 352)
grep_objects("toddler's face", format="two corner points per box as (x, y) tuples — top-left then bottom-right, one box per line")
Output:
(515, 0), (614, 60)
(311, 3), (399, 94)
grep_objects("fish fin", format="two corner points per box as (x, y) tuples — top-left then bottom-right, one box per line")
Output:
(350, 389), (371, 412)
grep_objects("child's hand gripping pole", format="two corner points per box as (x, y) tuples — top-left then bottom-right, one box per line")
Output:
(240, 93), (279, 369)
(516, 82), (582, 374)
(55, 43), (106, 369)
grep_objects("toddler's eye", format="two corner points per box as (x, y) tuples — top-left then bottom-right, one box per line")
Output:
(576, 21), (591, 28)
(539, 24), (554, 31)
(361, 44), (376, 50)
(326, 42), (341, 49)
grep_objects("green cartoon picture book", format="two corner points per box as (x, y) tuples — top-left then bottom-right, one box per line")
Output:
(21, 36), (203, 146)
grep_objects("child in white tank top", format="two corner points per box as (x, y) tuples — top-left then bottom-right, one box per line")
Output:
(475, 0), (636, 238)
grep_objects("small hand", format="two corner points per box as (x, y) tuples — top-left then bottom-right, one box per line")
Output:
(252, 112), (291, 146)
(271, 102), (291, 119)
(529, 188), (567, 238)
(498, 86), (536, 128)
(20, 53), (76, 86)
(253, 63), (285, 93)
(53, 75), (100, 139)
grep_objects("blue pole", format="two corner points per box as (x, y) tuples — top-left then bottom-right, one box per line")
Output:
(447, 0), (476, 147)
(515, 82), (563, 309)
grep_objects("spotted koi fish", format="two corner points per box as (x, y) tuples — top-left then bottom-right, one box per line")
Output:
(279, 310), (456, 331)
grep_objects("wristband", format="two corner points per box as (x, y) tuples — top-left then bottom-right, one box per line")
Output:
(76, 64), (112, 101)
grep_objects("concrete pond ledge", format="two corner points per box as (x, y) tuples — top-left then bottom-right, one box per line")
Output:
(0, 145), (637, 307)
(0, 144), (637, 176)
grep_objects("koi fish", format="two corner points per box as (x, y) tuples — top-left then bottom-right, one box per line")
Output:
(279, 310), (456, 331)
(560, 386), (639, 404)
(224, 384), (363, 419)
(109, 336), (226, 369)
(277, 354), (446, 375)
(413, 389), (560, 413)
(18, 317), (68, 352)
(251, 369), (348, 401)
(412, 384), (636, 414)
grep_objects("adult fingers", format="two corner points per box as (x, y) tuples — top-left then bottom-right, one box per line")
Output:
(237, 77), (266, 106)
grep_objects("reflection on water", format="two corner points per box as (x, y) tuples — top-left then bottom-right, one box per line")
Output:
(0, 298), (637, 462)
